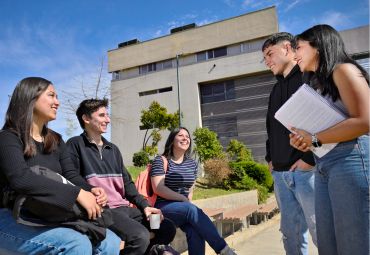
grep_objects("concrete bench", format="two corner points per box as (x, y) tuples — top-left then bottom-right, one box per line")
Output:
(202, 207), (225, 236)
(257, 200), (279, 223)
(222, 204), (261, 234)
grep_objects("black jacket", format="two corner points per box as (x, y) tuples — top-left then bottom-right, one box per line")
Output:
(67, 133), (149, 211)
(265, 65), (315, 170)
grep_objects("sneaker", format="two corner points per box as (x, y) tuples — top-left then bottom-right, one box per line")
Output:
(219, 245), (238, 255)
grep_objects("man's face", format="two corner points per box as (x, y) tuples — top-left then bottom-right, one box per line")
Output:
(83, 106), (110, 134)
(263, 42), (292, 75)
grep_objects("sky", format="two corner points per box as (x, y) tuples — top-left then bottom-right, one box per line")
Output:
(0, 0), (369, 139)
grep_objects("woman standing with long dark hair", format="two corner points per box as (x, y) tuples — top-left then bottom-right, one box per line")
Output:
(290, 25), (369, 255)
(150, 127), (237, 255)
(0, 77), (121, 254)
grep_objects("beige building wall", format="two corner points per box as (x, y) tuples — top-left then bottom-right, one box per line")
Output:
(109, 7), (278, 165)
(111, 51), (269, 164)
(108, 7), (278, 72)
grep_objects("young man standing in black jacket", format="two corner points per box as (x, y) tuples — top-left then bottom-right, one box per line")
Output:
(262, 32), (317, 255)
(67, 99), (176, 255)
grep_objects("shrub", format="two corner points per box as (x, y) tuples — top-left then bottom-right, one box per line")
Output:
(229, 175), (269, 203)
(132, 150), (150, 167)
(203, 158), (231, 187)
(193, 127), (224, 163)
(226, 139), (253, 162)
(256, 184), (269, 203)
(144, 145), (158, 156)
(235, 175), (258, 190)
(229, 161), (273, 191)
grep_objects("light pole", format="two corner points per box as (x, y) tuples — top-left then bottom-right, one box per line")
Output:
(176, 54), (182, 127)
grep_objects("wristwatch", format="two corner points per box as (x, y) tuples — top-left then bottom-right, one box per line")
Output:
(311, 133), (322, 148)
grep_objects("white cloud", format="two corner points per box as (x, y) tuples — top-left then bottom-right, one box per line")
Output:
(196, 19), (215, 26)
(0, 21), (110, 137)
(284, 0), (300, 12)
(314, 11), (353, 29)
(278, 9), (356, 35)
(241, 0), (281, 10)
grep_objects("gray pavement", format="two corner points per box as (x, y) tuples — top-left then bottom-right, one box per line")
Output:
(182, 213), (318, 255)
(232, 214), (318, 255)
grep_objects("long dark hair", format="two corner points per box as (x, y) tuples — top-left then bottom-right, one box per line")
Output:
(295, 24), (369, 101)
(3, 77), (61, 157)
(162, 127), (192, 159)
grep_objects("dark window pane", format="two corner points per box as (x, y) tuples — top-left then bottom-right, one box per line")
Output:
(213, 47), (227, 58)
(226, 82), (235, 99)
(200, 86), (212, 96)
(148, 63), (156, 72)
(212, 94), (225, 102)
(158, 87), (172, 93)
(139, 65), (148, 74)
(162, 60), (173, 69)
(197, 52), (207, 62)
(201, 95), (214, 104)
(207, 50), (214, 59)
(213, 84), (225, 95)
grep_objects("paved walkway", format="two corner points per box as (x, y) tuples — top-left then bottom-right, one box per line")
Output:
(232, 214), (318, 255)
(182, 213), (318, 255)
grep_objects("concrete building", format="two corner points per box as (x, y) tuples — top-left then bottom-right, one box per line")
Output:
(108, 6), (369, 165)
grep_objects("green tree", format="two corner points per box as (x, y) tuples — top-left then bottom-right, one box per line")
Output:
(226, 139), (253, 162)
(140, 101), (179, 155)
(193, 127), (224, 162)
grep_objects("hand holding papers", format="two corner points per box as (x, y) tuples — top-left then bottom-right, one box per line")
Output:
(274, 84), (347, 157)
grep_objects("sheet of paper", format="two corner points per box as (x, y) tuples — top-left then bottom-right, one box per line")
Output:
(274, 84), (346, 157)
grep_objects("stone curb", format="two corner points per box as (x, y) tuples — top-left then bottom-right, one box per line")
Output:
(181, 213), (281, 255)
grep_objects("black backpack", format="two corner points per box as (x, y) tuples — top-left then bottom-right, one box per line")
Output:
(4, 165), (113, 245)
(148, 244), (180, 255)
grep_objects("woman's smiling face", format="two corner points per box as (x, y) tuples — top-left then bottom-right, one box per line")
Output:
(173, 128), (190, 153)
(295, 40), (319, 72)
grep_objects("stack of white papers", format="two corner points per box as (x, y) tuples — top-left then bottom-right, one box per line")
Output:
(274, 84), (347, 157)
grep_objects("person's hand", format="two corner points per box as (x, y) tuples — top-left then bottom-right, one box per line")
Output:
(143, 207), (164, 222)
(289, 127), (311, 152)
(91, 187), (108, 207)
(289, 159), (314, 171)
(268, 161), (273, 173)
(119, 240), (125, 250)
(77, 189), (102, 220)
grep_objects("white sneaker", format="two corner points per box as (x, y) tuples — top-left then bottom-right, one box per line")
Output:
(219, 245), (238, 255)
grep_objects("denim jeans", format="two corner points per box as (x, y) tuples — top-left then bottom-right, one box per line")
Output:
(314, 135), (369, 255)
(272, 169), (317, 255)
(156, 201), (226, 255)
(0, 208), (121, 255)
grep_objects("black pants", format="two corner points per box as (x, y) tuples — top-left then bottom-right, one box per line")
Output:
(110, 206), (176, 255)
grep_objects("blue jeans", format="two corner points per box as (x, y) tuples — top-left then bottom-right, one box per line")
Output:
(0, 208), (121, 255)
(156, 201), (226, 255)
(314, 135), (369, 255)
(272, 169), (317, 255)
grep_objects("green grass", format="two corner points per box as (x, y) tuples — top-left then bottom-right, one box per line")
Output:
(127, 166), (243, 200)
(192, 186), (242, 200)
(192, 178), (243, 200)
(127, 166), (145, 181)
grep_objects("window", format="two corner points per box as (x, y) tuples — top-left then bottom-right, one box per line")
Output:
(242, 39), (265, 53)
(213, 47), (227, 58)
(139, 62), (157, 74)
(162, 59), (173, 69)
(112, 72), (119, 80)
(197, 52), (207, 62)
(200, 80), (235, 104)
(197, 46), (227, 62)
(356, 57), (370, 74)
(139, 86), (173, 97)
(148, 63), (156, 72)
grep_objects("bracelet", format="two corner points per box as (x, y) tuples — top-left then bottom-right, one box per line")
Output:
(311, 133), (322, 148)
